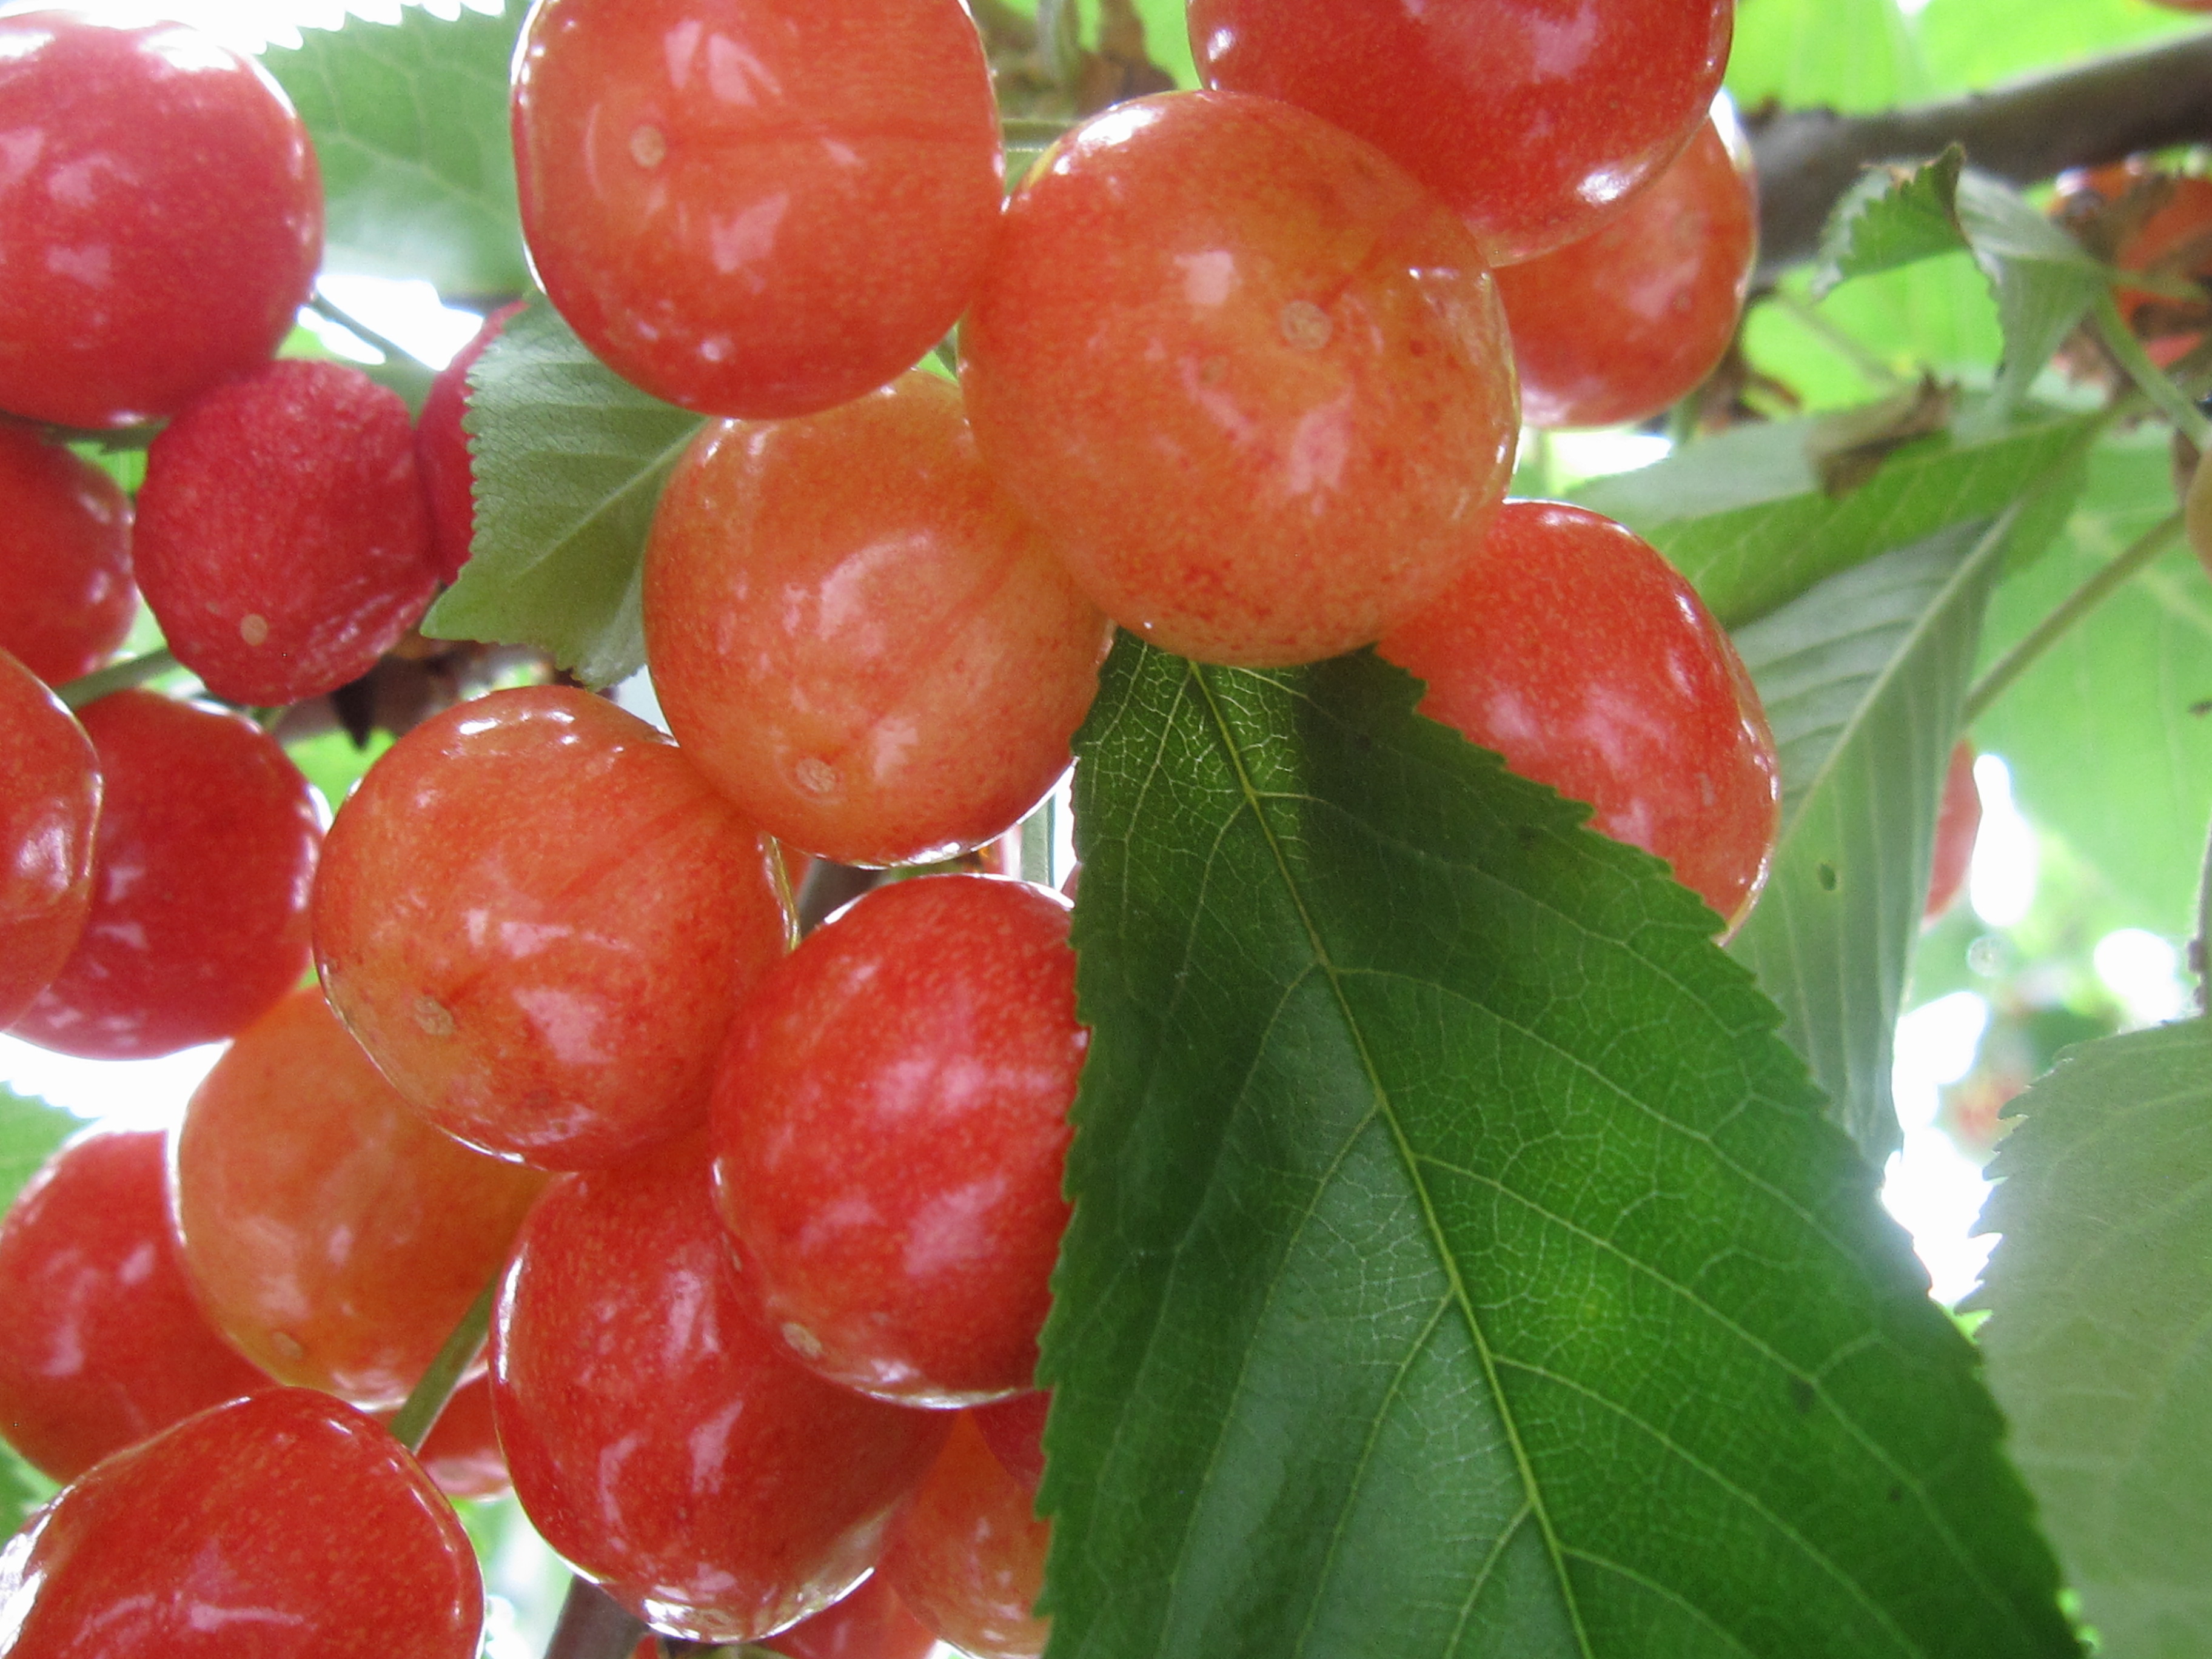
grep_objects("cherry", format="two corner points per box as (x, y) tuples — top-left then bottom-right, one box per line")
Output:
(712, 875), (1085, 1405)
(0, 651), (99, 1030)
(764, 1572), (939, 1659)
(961, 90), (1519, 669)
(171, 986), (548, 1408)
(0, 423), (133, 686)
(0, 1387), (481, 1658)
(512, 0), (1003, 419)
(313, 685), (793, 1170)
(1925, 742), (1981, 923)
(1496, 113), (1756, 431)
(1375, 501), (1781, 934)
(415, 301), (527, 584)
(492, 1137), (953, 1643)
(0, 12), (321, 430)
(0, 1129), (269, 1484)
(133, 360), (439, 707)
(8, 689), (323, 1061)
(410, 1374), (510, 1502)
(1187, 0), (1732, 266)
(645, 370), (1110, 867)
(971, 1390), (1048, 1494)
(2056, 163), (2212, 363)
(878, 1413), (1051, 1659)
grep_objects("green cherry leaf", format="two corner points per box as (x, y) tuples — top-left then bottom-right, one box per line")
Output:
(0, 1085), (74, 1218)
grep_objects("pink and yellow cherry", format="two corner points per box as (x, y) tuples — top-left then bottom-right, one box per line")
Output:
(493, 1138), (953, 1643)
(172, 987), (548, 1409)
(0, 1129), (269, 1483)
(879, 1414), (1051, 1659)
(645, 371), (1109, 867)
(713, 876), (1085, 1406)
(0, 424), (133, 685)
(1497, 113), (1757, 431)
(0, 1388), (481, 1658)
(1187, 0), (1731, 266)
(416, 301), (527, 583)
(9, 689), (323, 1060)
(962, 90), (1518, 669)
(1925, 743), (1981, 923)
(0, 651), (99, 1028)
(0, 12), (321, 429)
(1376, 501), (1781, 934)
(512, 0), (1002, 419)
(313, 685), (792, 1171)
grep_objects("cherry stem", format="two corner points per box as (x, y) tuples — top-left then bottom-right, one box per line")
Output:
(55, 646), (178, 711)
(2195, 817), (2212, 1014)
(387, 1275), (498, 1454)
(1961, 508), (2185, 724)
(2091, 290), (2212, 449)
(545, 1577), (648, 1659)
(307, 291), (430, 371)
(1021, 794), (1055, 886)
(1002, 116), (1074, 146)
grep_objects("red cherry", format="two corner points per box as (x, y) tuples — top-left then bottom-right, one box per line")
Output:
(8, 689), (323, 1060)
(0, 424), (133, 685)
(0, 651), (99, 1029)
(645, 371), (1109, 866)
(0, 1129), (269, 1483)
(1496, 114), (1756, 431)
(879, 1413), (1051, 1659)
(411, 1374), (510, 1503)
(133, 360), (439, 706)
(0, 12), (321, 429)
(172, 987), (548, 1408)
(763, 1571), (939, 1659)
(512, 0), (1003, 418)
(1925, 743), (1981, 923)
(1375, 501), (1781, 933)
(493, 1139), (953, 1643)
(963, 91), (1518, 669)
(1187, 0), (1731, 266)
(971, 1390), (1048, 1494)
(415, 301), (527, 584)
(315, 685), (793, 1170)
(0, 1388), (481, 1658)
(713, 876), (1085, 1405)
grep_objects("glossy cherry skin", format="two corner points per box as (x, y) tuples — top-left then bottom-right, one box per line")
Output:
(0, 652), (99, 1029)
(171, 987), (548, 1409)
(1188, 0), (1731, 266)
(1497, 115), (1755, 431)
(765, 1572), (938, 1659)
(409, 1375), (510, 1501)
(1925, 742), (1980, 923)
(315, 686), (793, 1170)
(492, 1139), (953, 1643)
(0, 1129), (269, 1484)
(8, 690), (323, 1060)
(0, 12), (321, 429)
(971, 1390), (1048, 1494)
(0, 1388), (481, 1658)
(714, 876), (1084, 1406)
(962, 91), (1518, 669)
(134, 361), (439, 706)
(416, 301), (526, 584)
(878, 1414), (1051, 1659)
(512, 0), (1002, 418)
(645, 372), (1110, 867)
(0, 424), (133, 686)
(1376, 501), (1781, 934)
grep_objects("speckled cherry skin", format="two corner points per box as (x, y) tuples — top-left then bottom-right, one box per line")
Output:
(0, 1129), (269, 1484)
(1376, 502), (1780, 934)
(133, 360), (439, 707)
(1188, 0), (1731, 267)
(1925, 742), (1980, 923)
(878, 1414), (1051, 1659)
(0, 425), (133, 686)
(8, 690), (322, 1061)
(314, 685), (793, 1171)
(493, 1139), (953, 1644)
(416, 301), (526, 584)
(512, 0), (1002, 419)
(1497, 116), (1755, 431)
(172, 987), (548, 1409)
(713, 876), (1084, 1406)
(645, 372), (1109, 867)
(0, 12), (321, 429)
(0, 1388), (481, 1658)
(0, 653), (99, 1029)
(961, 91), (1518, 669)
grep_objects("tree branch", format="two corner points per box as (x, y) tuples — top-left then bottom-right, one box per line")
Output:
(1752, 26), (2212, 276)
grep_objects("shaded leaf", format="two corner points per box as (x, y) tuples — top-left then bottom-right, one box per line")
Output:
(1726, 0), (1930, 115)
(1812, 150), (1969, 298)
(1044, 637), (2077, 1659)
(1975, 1021), (2212, 1658)
(0, 1086), (73, 1218)
(0, 1443), (55, 1543)
(1915, 0), (2205, 98)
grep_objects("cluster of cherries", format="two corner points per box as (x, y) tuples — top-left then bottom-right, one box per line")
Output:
(0, 1), (1798, 1654)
